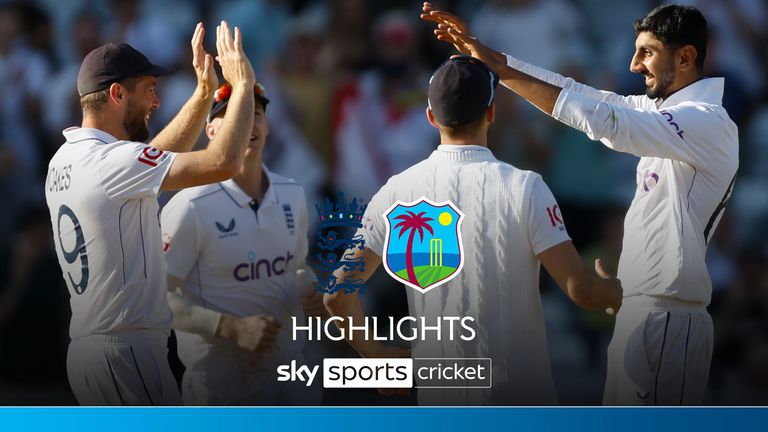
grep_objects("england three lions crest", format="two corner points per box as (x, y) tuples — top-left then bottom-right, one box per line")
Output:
(382, 198), (465, 293)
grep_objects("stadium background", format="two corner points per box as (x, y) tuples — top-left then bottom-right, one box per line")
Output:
(0, 0), (765, 405)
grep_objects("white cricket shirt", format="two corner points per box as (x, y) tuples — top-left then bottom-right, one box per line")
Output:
(161, 168), (308, 396)
(45, 127), (177, 339)
(505, 55), (739, 304)
(360, 145), (571, 405)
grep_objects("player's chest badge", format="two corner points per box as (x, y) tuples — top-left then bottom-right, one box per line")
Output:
(216, 218), (239, 239)
(382, 198), (465, 293)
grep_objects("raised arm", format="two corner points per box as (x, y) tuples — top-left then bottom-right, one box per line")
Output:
(552, 90), (733, 166)
(420, 2), (651, 111)
(150, 23), (217, 153)
(503, 54), (652, 109)
(421, 3), (561, 114)
(160, 21), (256, 191)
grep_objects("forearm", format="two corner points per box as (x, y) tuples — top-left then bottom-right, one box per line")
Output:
(167, 290), (222, 337)
(568, 268), (619, 311)
(497, 66), (563, 115)
(322, 247), (384, 356)
(504, 54), (576, 89)
(150, 86), (213, 152)
(323, 288), (381, 358)
(206, 83), (254, 166)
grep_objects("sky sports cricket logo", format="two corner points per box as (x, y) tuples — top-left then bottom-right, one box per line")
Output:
(276, 358), (491, 389)
(383, 198), (465, 293)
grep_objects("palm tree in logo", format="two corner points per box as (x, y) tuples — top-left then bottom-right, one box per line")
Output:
(394, 211), (434, 286)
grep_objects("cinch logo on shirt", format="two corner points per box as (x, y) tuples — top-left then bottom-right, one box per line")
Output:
(660, 110), (685, 139)
(233, 251), (294, 281)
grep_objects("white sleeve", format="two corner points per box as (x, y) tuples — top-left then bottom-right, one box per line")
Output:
(552, 90), (719, 168)
(161, 196), (200, 280)
(356, 187), (389, 257)
(98, 142), (177, 200)
(505, 54), (652, 109)
(525, 176), (571, 255)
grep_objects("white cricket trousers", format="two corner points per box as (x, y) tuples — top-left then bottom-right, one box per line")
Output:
(603, 295), (713, 405)
(67, 330), (182, 405)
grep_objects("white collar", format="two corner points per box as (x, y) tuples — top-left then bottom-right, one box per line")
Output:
(218, 165), (277, 208)
(62, 127), (119, 144)
(658, 77), (725, 109)
(431, 145), (497, 163)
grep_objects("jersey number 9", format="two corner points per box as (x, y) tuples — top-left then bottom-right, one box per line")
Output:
(56, 205), (89, 294)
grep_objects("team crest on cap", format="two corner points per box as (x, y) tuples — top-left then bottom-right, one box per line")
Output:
(382, 198), (464, 293)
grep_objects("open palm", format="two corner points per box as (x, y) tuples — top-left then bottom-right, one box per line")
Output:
(191, 22), (217, 96)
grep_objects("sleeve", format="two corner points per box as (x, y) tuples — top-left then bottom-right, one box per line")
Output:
(160, 195), (199, 281)
(505, 54), (653, 109)
(355, 187), (389, 257)
(97, 142), (177, 200)
(525, 176), (571, 255)
(552, 89), (716, 167)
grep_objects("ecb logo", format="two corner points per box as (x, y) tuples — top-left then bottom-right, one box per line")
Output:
(382, 198), (465, 293)
(314, 194), (367, 294)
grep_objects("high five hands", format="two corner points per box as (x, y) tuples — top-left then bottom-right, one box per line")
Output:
(188, 21), (256, 95)
(419, 2), (506, 71)
(215, 21), (256, 88)
(190, 22), (218, 97)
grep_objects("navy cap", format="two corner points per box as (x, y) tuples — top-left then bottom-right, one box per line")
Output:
(427, 55), (499, 126)
(208, 81), (270, 123)
(77, 43), (174, 96)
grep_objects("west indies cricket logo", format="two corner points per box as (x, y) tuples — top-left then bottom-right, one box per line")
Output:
(383, 198), (464, 293)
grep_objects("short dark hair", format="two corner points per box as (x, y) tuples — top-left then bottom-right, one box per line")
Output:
(437, 114), (487, 140)
(634, 4), (708, 72)
(80, 76), (139, 115)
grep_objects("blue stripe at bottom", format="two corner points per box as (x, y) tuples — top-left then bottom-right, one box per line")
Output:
(0, 407), (765, 432)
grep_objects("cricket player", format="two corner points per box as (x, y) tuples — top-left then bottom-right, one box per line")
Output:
(44, 22), (257, 405)
(324, 56), (622, 405)
(421, 2), (738, 405)
(161, 80), (325, 405)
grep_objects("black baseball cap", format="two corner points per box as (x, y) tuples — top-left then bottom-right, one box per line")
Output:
(77, 43), (174, 96)
(208, 81), (270, 123)
(427, 55), (500, 126)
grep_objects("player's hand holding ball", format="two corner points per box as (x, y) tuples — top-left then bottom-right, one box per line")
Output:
(595, 258), (623, 315)
(214, 20), (255, 88)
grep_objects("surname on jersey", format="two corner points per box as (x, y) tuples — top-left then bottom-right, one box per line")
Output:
(46, 164), (72, 193)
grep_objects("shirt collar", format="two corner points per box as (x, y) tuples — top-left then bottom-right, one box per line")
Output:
(219, 165), (277, 208)
(62, 127), (119, 144)
(431, 144), (497, 163)
(658, 77), (725, 109)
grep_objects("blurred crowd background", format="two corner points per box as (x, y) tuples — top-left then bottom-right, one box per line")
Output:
(0, 0), (766, 405)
